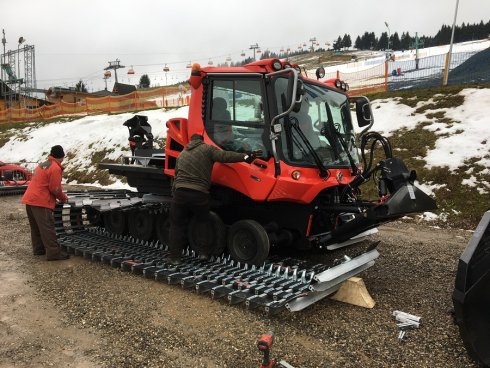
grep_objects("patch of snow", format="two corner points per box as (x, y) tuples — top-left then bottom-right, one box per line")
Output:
(421, 212), (439, 221)
(462, 176), (478, 187)
(425, 89), (490, 171)
(415, 181), (446, 197)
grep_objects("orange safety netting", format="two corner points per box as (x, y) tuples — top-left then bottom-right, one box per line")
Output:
(0, 86), (191, 124)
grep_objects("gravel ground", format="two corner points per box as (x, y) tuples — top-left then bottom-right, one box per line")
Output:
(0, 189), (478, 368)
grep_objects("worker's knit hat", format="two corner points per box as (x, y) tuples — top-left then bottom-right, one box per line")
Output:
(50, 145), (65, 159)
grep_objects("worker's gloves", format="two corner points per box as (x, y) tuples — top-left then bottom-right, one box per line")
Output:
(244, 150), (263, 164)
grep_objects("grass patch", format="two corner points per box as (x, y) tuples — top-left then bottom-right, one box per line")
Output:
(425, 111), (445, 119)
(425, 164), (490, 229)
(414, 94), (465, 114)
(65, 168), (116, 186)
(91, 148), (116, 166)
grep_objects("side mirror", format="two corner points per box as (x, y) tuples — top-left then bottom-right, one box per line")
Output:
(351, 96), (373, 128)
(2, 170), (13, 181)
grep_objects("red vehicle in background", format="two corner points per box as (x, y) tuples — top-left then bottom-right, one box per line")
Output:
(0, 161), (32, 195)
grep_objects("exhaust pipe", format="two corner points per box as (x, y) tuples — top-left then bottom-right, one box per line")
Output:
(453, 210), (490, 367)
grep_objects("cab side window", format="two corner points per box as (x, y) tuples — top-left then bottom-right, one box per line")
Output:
(207, 79), (266, 154)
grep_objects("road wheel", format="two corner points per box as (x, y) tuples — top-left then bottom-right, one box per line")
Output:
(85, 207), (102, 227)
(128, 209), (154, 241)
(155, 213), (171, 246)
(188, 211), (226, 256)
(227, 220), (269, 265)
(69, 207), (84, 230)
(103, 210), (127, 235)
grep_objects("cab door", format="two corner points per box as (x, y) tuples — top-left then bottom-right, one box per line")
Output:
(204, 76), (276, 201)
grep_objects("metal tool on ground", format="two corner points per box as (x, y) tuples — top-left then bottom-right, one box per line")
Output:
(393, 310), (422, 342)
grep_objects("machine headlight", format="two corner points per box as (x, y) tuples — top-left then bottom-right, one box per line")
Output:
(271, 60), (282, 71)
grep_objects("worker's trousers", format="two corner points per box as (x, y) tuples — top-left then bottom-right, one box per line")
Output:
(168, 188), (210, 258)
(25, 205), (62, 258)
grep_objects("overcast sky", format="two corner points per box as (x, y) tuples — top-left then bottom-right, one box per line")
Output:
(1, 0), (489, 92)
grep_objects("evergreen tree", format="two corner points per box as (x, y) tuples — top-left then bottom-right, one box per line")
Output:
(139, 74), (150, 88)
(75, 80), (87, 93)
(333, 36), (343, 51)
(354, 35), (362, 49)
(391, 32), (401, 50)
(400, 32), (412, 50)
(260, 50), (279, 60)
(342, 34), (352, 49)
(369, 32), (378, 50)
(378, 32), (389, 50)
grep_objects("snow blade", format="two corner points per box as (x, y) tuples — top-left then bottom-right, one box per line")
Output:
(380, 183), (437, 217)
(453, 210), (490, 367)
(328, 183), (436, 245)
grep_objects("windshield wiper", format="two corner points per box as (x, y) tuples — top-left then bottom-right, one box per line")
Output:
(323, 102), (358, 175)
(333, 129), (358, 175)
(289, 117), (329, 178)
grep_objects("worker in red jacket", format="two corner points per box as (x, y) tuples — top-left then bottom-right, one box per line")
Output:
(22, 145), (70, 261)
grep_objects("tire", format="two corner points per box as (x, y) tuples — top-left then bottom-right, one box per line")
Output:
(128, 209), (155, 241)
(103, 210), (127, 235)
(188, 211), (226, 256)
(155, 213), (171, 246)
(227, 220), (270, 265)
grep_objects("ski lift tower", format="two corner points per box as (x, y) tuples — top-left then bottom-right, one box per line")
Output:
(104, 59), (125, 84)
(1, 30), (36, 108)
(309, 37), (317, 52)
(249, 43), (260, 61)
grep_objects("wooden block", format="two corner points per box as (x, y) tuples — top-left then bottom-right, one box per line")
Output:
(330, 277), (375, 309)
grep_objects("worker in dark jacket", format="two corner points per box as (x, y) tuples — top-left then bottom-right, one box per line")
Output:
(22, 145), (70, 261)
(167, 133), (260, 265)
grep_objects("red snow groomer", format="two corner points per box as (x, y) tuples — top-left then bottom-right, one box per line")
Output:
(59, 58), (437, 313)
(97, 58), (436, 265)
(0, 161), (32, 195)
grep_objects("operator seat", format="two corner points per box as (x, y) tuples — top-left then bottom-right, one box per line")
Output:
(212, 97), (231, 121)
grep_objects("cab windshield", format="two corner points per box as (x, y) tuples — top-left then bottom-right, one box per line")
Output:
(274, 78), (359, 168)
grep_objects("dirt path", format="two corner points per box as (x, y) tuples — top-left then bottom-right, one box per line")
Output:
(0, 192), (478, 368)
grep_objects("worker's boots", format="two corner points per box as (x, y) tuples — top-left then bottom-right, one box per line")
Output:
(47, 252), (70, 261)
